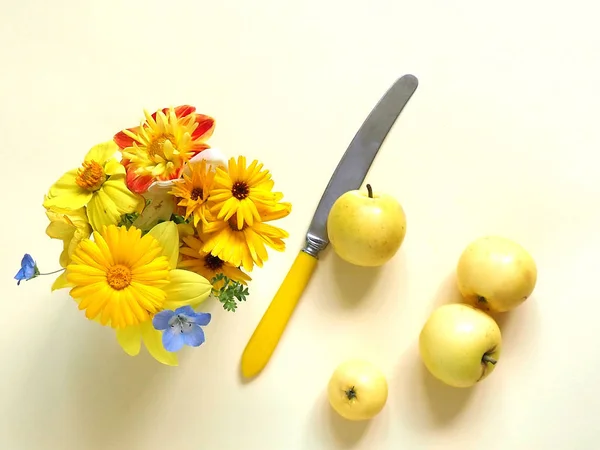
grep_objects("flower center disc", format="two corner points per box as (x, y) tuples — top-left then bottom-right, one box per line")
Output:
(147, 134), (175, 158)
(107, 264), (132, 290)
(227, 217), (247, 231)
(204, 254), (224, 271)
(231, 181), (249, 200)
(76, 161), (105, 191)
(191, 187), (204, 201)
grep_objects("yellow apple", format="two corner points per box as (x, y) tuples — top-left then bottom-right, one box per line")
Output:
(327, 184), (406, 267)
(456, 236), (537, 313)
(419, 303), (502, 388)
(327, 359), (388, 421)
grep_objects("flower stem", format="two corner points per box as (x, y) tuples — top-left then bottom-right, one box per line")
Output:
(38, 268), (65, 276)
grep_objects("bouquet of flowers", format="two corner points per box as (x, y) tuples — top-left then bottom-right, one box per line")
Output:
(14, 105), (291, 365)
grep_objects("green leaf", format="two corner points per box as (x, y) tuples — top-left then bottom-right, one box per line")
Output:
(118, 212), (140, 229)
(211, 274), (250, 312)
(170, 213), (190, 224)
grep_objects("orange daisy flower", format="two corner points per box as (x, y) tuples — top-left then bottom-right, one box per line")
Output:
(200, 208), (291, 272)
(169, 160), (216, 229)
(209, 156), (283, 230)
(178, 235), (251, 288)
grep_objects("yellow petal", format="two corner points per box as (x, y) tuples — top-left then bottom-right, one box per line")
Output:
(177, 223), (195, 240)
(140, 320), (178, 366)
(44, 169), (93, 210)
(46, 220), (75, 241)
(163, 269), (212, 309)
(45, 209), (92, 267)
(46, 169), (77, 196)
(86, 190), (121, 231)
(104, 159), (126, 176)
(147, 221), (179, 269)
(67, 228), (92, 262)
(58, 249), (71, 268)
(51, 271), (72, 291)
(116, 325), (142, 356)
(132, 191), (176, 231)
(45, 203), (89, 222)
(102, 179), (145, 214)
(84, 141), (119, 164)
(258, 202), (292, 222)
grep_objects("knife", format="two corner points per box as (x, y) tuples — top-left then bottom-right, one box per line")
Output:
(241, 74), (419, 378)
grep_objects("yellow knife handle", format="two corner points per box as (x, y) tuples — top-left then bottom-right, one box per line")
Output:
(241, 250), (318, 378)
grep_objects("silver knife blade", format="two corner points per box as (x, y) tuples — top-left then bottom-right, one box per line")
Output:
(303, 74), (419, 257)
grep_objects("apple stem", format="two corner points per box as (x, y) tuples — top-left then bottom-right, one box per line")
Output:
(482, 354), (497, 365)
(366, 184), (373, 198)
(345, 386), (357, 401)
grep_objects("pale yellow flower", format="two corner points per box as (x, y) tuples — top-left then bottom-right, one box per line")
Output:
(45, 205), (92, 290)
(45, 206), (92, 268)
(43, 141), (145, 232)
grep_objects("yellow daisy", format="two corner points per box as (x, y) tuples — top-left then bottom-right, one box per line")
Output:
(169, 160), (215, 228)
(200, 212), (290, 272)
(210, 156), (282, 230)
(178, 235), (251, 288)
(43, 141), (145, 232)
(63, 222), (212, 366)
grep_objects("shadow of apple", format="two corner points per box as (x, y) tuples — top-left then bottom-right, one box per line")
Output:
(428, 270), (464, 312)
(420, 362), (474, 425)
(488, 309), (513, 331)
(328, 251), (384, 307)
(430, 271), (538, 344)
(327, 403), (370, 448)
(308, 390), (370, 448)
(490, 296), (540, 357)
(392, 346), (474, 431)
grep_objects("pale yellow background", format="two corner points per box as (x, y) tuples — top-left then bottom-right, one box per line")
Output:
(1, 1), (599, 449)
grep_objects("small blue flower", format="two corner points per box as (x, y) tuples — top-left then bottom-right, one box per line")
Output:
(14, 254), (39, 285)
(152, 306), (212, 352)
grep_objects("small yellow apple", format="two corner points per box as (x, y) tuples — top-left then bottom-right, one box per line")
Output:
(419, 303), (502, 388)
(327, 184), (406, 267)
(456, 236), (537, 313)
(327, 359), (388, 421)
